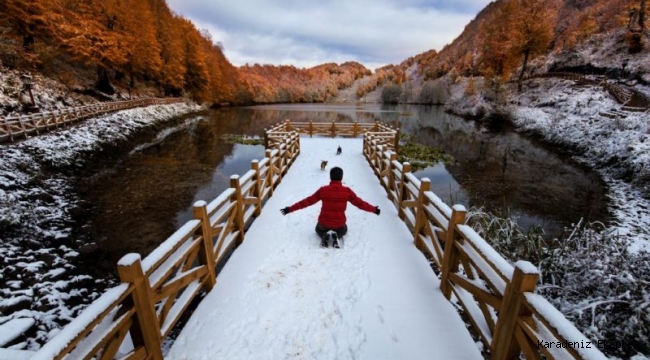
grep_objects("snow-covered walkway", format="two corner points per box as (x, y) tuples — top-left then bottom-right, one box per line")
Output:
(167, 138), (482, 360)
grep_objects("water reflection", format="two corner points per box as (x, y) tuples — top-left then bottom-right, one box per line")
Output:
(79, 104), (609, 273)
(397, 106), (609, 234)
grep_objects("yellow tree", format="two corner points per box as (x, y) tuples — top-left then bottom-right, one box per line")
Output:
(152, 5), (187, 95)
(121, 0), (162, 87)
(511, 0), (559, 91)
(478, 2), (518, 80)
(177, 17), (209, 102)
(0, 0), (63, 48)
(56, 0), (130, 92)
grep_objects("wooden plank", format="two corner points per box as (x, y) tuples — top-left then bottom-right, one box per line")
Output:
(155, 266), (208, 301)
(119, 346), (147, 360)
(490, 265), (538, 360)
(97, 317), (133, 360)
(448, 272), (502, 310)
(117, 258), (163, 360)
(65, 306), (134, 360)
(160, 281), (203, 337)
(514, 325), (543, 360)
(148, 237), (202, 289)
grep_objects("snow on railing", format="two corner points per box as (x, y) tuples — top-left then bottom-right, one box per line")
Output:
(8, 129), (301, 360)
(0, 97), (184, 143)
(363, 131), (608, 360)
(263, 118), (398, 149)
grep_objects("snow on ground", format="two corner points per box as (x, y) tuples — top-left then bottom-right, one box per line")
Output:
(167, 138), (482, 360)
(512, 80), (650, 252)
(0, 102), (200, 350)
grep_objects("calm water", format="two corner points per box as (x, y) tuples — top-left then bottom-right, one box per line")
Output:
(78, 103), (608, 271)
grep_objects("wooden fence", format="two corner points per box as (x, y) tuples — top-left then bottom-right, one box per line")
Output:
(1, 131), (299, 360)
(264, 119), (400, 152)
(0, 97), (184, 143)
(363, 131), (608, 360)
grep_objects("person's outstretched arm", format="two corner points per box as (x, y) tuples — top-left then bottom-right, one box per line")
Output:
(347, 188), (380, 215)
(280, 188), (322, 215)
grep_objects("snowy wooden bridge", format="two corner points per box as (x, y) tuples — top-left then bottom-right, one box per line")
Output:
(0, 121), (607, 360)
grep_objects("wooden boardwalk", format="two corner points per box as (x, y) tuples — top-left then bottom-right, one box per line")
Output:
(166, 138), (483, 360)
(0, 122), (607, 360)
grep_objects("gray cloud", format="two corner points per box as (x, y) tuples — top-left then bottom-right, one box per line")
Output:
(167, 0), (493, 70)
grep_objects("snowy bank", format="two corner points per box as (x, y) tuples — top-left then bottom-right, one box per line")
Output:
(0, 102), (200, 350)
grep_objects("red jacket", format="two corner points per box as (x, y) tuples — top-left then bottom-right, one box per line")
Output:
(288, 181), (376, 229)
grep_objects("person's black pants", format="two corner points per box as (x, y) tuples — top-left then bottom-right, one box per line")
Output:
(315, 223), (347, 239)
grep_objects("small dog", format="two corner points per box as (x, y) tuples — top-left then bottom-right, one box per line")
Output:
(320, 160), (328, 171)
(336, 146), (342, 155)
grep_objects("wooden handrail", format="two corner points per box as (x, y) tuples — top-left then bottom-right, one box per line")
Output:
(0, 97), (185, 143)
(362, 130), (607, 360)
(12, 130), (300, 359)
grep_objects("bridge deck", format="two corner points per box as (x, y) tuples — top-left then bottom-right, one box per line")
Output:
(167, 138), (482, 360)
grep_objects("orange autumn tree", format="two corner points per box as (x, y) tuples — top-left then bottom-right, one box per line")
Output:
(478, 0), (518, 80)
(57, 0), (130, 92)
(178, 17), (210, 102)
(0, 0), (63, 49)
(510, 0), (559, 91)
(121, 0), (162, 87)
(150, 0), (187, 95)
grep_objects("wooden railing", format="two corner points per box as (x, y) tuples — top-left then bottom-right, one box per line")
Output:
(264, 119), (400, 151)
(3, 131), (300, 360)
(363, 132), (608, 360)
(0, 97), (185, 143)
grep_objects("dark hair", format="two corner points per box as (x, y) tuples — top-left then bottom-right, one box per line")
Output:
(330, 166), (343, 181)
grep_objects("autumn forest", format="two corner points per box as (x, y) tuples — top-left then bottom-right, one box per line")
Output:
(0, 0), (647, 106)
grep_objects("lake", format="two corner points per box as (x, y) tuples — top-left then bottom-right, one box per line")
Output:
(78, 103), (609, 274)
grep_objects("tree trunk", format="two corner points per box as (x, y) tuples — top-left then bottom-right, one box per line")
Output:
(95, 66), (115, 95)
(641, 0), (646, 31)
(22, 35), (34, 49)
(517, 50), (530, 93)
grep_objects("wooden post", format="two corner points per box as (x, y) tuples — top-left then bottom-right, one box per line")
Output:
(117, 255), (163, 360)
(285, 119), (291, 131)
(230, 175), (246, 245)
(263, 129), (269, 149)
(376, 145), (385, 174)
(251, 160), (262, 216)
(265, 149), (275, 196)
(309, 120), (313, 137)
(394, 126), (400, 153)
(278, 140), (286, 178)
(440, 205), (467, 299)
(374, 120), (379, 131)
(412, 178), (430, 245)
(387, 152), (397, 201)
(397, 162), (411, 220)
(192, 201), (217, 291)
(353, 122), (359, 137)
(491, 263), (539, 360)
(362, 133), (368, 157)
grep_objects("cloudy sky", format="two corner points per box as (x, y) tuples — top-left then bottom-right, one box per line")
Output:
(166, 0), (494, 71)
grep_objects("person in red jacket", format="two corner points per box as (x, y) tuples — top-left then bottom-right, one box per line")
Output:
(280, 166), (380, 248)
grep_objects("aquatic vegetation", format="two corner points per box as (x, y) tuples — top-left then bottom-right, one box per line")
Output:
(220, 134), (264, 146)
(397, 135), (453, 171)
